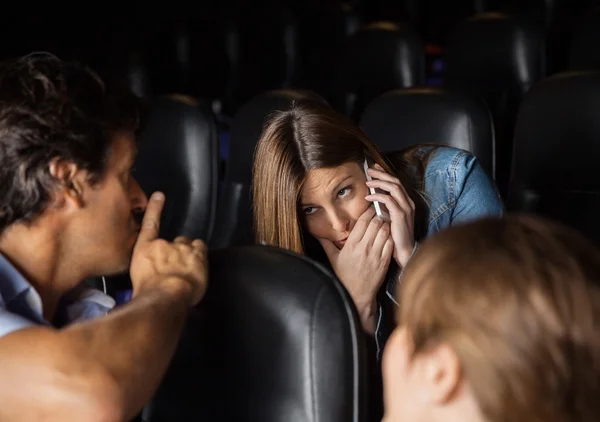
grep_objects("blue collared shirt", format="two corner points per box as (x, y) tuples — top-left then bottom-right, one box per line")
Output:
(0, 254), (115, 338)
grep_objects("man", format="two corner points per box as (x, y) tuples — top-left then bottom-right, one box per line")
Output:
(0, 52), (208, 421)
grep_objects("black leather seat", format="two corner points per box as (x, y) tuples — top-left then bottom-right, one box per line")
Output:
(360, 87), (495, 178)
(98, 95), (219, 298)
(143, 18), (234, 107)
(507, 70), (600, 245)
(331, 21), (425, 120)
(141, 245), (368, 422)
(421, 0), (493, 45)
(361, 0), (421, 25)
(569, 7), (600, 71)
(500, 0), (558, 28)
(228, 2), (300, 113)
(210, 90), (326, 249)
(295, 0), (360, 98)
(444, 12), (545, 195)
(135, 95), (219, 242)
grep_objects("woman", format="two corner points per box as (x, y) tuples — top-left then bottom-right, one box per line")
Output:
(382, 215), (600, 422)
(252, 99), (503, 355)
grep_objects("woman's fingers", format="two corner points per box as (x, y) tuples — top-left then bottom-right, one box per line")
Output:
(371, 221), (391, 254)
(361, 213), (385, 246)
(366, 178), (415, 213)
(365, 192), (404, 217)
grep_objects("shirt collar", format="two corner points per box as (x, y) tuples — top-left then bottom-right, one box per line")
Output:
(0, 253), (46, 324)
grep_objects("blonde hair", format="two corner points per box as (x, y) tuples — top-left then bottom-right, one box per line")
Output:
(252, 99), (399, 254)
(399, 215), (600, 422)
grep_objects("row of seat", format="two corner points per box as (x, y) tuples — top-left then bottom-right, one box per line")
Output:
(358, 0), (595, 43)
(107, 9), (598, 201)
(134, 69), (600, 422)
(129, 69), (600, 267)
(111, 7), (600, 117)
(7, 3), (597, 119)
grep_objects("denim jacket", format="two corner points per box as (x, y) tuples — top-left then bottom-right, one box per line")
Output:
(373, 145), (505, 358)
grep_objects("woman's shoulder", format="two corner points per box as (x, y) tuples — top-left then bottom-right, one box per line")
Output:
(422, 145), (479, 178)
(387, 144), (480, 180)
(388, 144), (503, 232)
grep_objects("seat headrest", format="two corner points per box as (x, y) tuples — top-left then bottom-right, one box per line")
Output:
(135, 95), (218, 241)
(511, 70), (600, 189)
(226, 89), (326, 184)
(445, 12), (545, 92)
(501, 0), (558, 27)
(569, 8), (600, 70)
(360, 87), (495, 177)
(142, 245), (368, 422)
(336, 22), (425, 106)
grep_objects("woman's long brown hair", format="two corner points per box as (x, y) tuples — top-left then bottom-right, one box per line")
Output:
(252, 99), (425, 255)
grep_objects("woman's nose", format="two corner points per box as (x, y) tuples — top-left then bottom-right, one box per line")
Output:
(329, 210), (350, 233)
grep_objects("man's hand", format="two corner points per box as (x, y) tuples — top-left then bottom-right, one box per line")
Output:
(130, 192), (208, 306)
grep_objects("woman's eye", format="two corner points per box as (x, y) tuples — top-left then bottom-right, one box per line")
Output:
(303, 207), (317, 215)
(337, 186), (351, 197)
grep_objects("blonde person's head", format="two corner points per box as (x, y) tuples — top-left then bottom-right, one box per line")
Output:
(383, 215), (600, 422)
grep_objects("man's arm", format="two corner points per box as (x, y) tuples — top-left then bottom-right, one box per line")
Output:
(0, 192), (208, 421)
(0, 279), (190, 422)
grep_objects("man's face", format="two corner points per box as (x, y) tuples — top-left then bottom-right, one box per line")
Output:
(68, 132), (148, 277)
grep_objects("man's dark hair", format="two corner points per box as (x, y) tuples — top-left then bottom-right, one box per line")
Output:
(0, 52), (141, 233)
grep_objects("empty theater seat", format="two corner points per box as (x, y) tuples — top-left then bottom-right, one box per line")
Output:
(444, 12), (545, 194)
(141, 245), (368, 422)
(569, 7), (600, 71)
(210, 90), (326, 249)
(229, 2), (300, 112)
(135, 95), (219, 241)
(507, 70), (600, 245)
(500, 0), (558, 28)
(360, 87), (495, 178)
(331, 21), (425, 120)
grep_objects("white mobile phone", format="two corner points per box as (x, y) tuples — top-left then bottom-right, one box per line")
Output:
(363, 157), (391, 223)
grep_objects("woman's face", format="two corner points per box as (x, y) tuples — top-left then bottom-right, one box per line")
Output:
(300, 162), (371, 249)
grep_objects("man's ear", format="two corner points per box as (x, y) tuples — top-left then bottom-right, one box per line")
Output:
(48, 158), (85, 209)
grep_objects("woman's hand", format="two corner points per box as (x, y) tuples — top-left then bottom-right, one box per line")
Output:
(365, 164), (416, 268)
(318, 207), (394, 334)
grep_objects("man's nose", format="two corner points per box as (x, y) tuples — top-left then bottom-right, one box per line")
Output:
(131, 178), (149, 213)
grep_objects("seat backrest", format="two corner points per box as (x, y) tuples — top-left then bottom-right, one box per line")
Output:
(421, 0), (493, 45)
(568, 7), (600, 71)
(230, 3), (300, 111)
(141, 16), (233, 103)
(445, 12), (545, 124)
(360, 87), (495, 178)
(210, 90), (326, 249)
(332, 21), (425, 119)
(445, 12), (545, 194)
(141, 245), (368, 422)
(500, 0), (558, 28)
(135, 95), (219, 241)
(507, 70), (600, 244)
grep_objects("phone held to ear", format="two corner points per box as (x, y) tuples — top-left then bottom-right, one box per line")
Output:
(363, 157), (391, 223)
